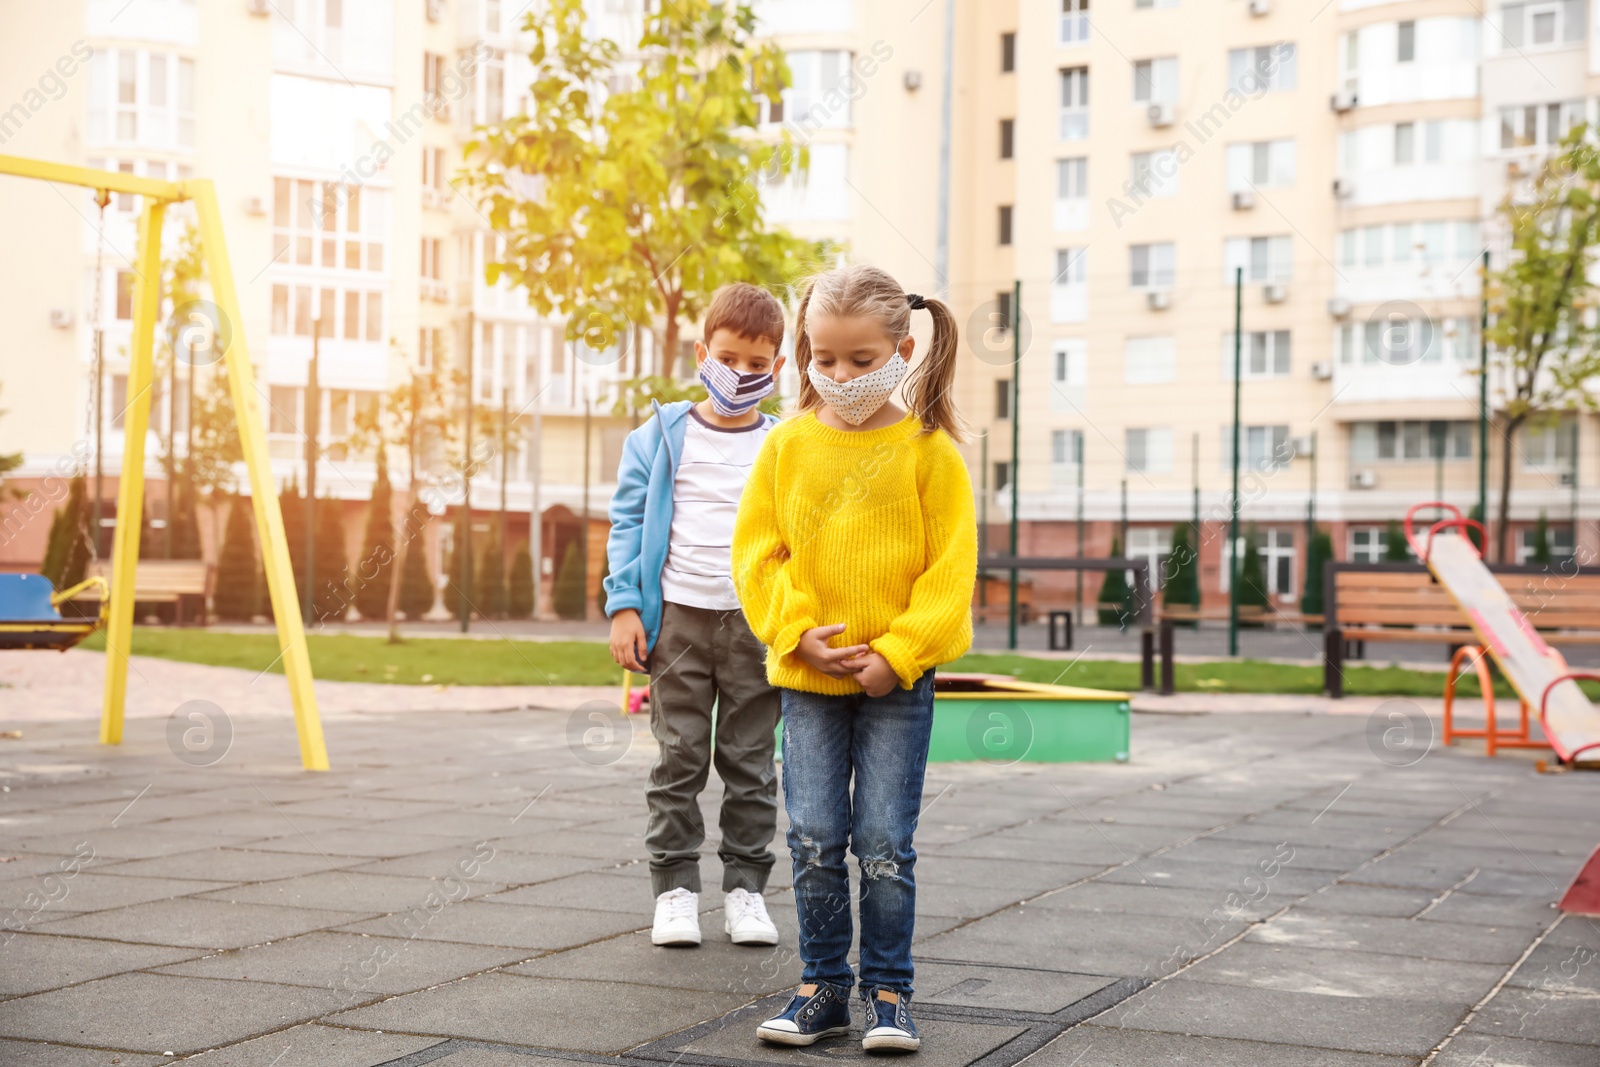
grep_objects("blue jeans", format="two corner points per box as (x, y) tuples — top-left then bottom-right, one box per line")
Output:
(780, 669), (935, 998)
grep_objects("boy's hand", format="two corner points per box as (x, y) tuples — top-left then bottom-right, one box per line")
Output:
(608, 610), (648, 672)
(796, 623), (870, 678)
(842, 650), (899, 698)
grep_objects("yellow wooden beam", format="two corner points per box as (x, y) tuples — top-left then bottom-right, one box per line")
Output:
(190, 180), (329, 771)
(0, 154), (186, 200)
(99, 200), (167, 745)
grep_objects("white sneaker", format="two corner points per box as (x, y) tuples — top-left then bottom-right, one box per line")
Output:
(725, 887), (779, 945)
(651, 888), (701, 946)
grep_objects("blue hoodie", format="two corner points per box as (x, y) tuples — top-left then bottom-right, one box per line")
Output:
(602, 399), (778, 666)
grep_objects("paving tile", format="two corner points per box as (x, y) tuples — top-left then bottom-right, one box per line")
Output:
(31, 897), (372, 950)
(335, 900), (640, 950)
(1107, 979), (1472, 1057)
(0, 1039), (169, 1066)
(1033, 1023), (1414, 1066)
(665, 996), (1028, 1067)
(0, 932), (203, 997)
(420, 1052), (599, 1067)
(1269, 883), (1434, 918)
(914, 960), (1114, 1013)
(480, 829), (642, 860)
(1432, 1032), (1600, 1066)
(1250, 911), (1540, 965)
(1465, 988), (1600, 1046)
(507, 929), (800, 996)
(1026, 881), (1281, 922)
(0, 872), (232, 912)
(94, 847), (365, 882)
(348, 847), (605, 885)
(9, 827), (261, 860)
(170, 1023), (441, 1066)
(0, 972), (349, 1055)
(1178, 940), (1504, 1001)
(1419, 891), (1564, 929)
(329, 972), (745, 1053)
(1096, 856), (1336, 898)
(233, 829), (464, 859)
(195, 870), (507, 912)
(272, 796), (457, 820)
(1506, 937), (1600, 995)
(152, 930), (530, 996)
(481, 871), (654, 913)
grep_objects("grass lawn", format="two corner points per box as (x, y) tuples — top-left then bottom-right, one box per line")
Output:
(76, 626), (1582, 700)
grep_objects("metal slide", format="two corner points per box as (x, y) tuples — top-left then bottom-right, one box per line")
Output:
(1404, 503), (1600, 767)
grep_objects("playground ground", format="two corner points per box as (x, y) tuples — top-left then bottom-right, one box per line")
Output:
(0, 650), (1598, 1065)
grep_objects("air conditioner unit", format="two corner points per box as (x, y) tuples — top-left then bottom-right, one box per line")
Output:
(1310, 360), (1333, 380)
(903, 70), (923, 91)
(1506, 159), (1528, 179)
(1332, 177), (1354, 199)
(421, 280), (450, 303)
(1147, 103), (1176, 128)
(1263, 283), (1288, 304)
(1147, 289), (1172, 311)
(1231, 190), (1256, 211)
(48, 308), (72, 329)
(1327, 297), (1353, 319)
(426, 0), (444, 21)
(246, 0), (270, 16)
(1330, 89), (1358, 113)
(1561, 470), (1578, 487)
(1350, 469), (1378, 490)
(1291, 435), (1315, 458)
(1249, 0), (1271, 14)
(244, 195), (267, 216)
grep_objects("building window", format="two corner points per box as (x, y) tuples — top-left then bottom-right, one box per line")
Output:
(1127, 527), (1172, 589)
(1221, 425), (1291, 473)
(1061, 0), (1090, 46)
(268, 385), (300, 435)
(1132, 57), (1178, 105)
(1052, 428), (1084, 465)
(1001, 32), (1016, 73)
(1135, 0), (1179, 8)
(1348, 526), (1388, 563)
(1226, 139), (1296, 190)
(1224, 235), (1292, 283)
(1502, 2), (1587, 49)
(1053, 248), (1088, 323)
(995, 289), (1013, 331)
(1129, 242), (1175, 289)
(1394, 122), (1415, 165)
(423, 52), (448, 118)
(1223, 330), (1291, 378)
(998, 205), (1013, 245)
(1059, 67), (1089, 140)
(1126, 427), (1173, 474)
(273, 177), (388, 272)
(999, 118), (1014, 159)
(87, 48), (196, 149)
(115, 270), (134, 320)
(1350, 420), (1475, 462)
(1397, 20), (1416, 62)
(1518, 524), (1576, 563)
(993, 461), (1011, 493)
(782, 50), (855, 128)
(1500, 101), (1584, 150)
(1523, 416), (1577, 470)
(418, 327), (440, 371)
(1130, 149), (1180, 199)
(1124, 335), (1175, 384)
(1227, 43), (1298, 95)
(995, 379), (1011, 420)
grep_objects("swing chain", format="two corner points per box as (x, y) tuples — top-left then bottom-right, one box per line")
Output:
(82, 189), (112, 563)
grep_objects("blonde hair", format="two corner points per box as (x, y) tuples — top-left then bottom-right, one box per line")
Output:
(793, 264), (966, 442)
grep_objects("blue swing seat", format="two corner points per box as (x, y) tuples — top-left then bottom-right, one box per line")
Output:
(0, 574), (102, 652)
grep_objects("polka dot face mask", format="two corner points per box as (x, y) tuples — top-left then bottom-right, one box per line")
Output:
(806, 353), (909, 426)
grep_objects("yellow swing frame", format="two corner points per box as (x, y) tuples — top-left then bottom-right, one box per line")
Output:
(0, 153), (329, 770)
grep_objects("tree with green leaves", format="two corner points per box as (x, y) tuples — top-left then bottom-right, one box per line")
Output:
(353, 449), (395, 620)
(464, 0), (828, 401)
(1301, 527), (1333, 621)
(1163, 525), (1199, 622)
(443, 508), (469, 621)
(1097, 538), (1133, 629)
(508, 542), (534, 619)
(0, 388), (21, 516)
(398, 505), (435, 620)
(214, 494), (259, 622)
(1531, 511), (1553, 564)
(475, 529), (505, 621)
(1485, 127), (1600, 561)
(278, 478), (306, 604)
(553, 541), (587, 621)
(1385, 519), (1409, 562)
(312, 496), (350, 622)
(1237, 527), (1270, 614)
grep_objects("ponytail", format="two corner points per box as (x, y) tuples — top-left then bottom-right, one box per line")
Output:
(793, 277), (823, 415)
(902, 296), (967, 443)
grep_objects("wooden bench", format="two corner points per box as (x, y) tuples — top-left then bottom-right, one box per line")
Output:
(972, 574), (1034, 624)
(87, 559), (211, 626)
(1323, 562), (1600, 696)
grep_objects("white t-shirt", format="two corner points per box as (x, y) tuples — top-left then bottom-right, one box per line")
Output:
(659, 407), (772, 611)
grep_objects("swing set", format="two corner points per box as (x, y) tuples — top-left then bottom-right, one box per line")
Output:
(0, 154), (328, 770)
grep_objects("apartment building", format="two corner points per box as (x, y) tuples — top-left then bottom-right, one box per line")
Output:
(0, 0), (1595, 621)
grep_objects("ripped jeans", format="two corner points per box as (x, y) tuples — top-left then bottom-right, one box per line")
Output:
(779, 669), (935, 997)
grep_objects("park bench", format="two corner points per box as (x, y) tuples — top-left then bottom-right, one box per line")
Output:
(972, 573), (1034, 624)
(1323, 562), (1600, 697)
(87, 559), (211, 626)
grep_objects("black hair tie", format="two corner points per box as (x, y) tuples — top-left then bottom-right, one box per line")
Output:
(906, 293), (927, 310)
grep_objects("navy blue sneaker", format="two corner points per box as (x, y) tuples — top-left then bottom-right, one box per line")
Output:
(756, 983), (852, 1046)
(861, 989), (919, 1052)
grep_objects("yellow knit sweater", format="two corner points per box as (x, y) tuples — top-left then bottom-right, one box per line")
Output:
(732, 411), (977, 694)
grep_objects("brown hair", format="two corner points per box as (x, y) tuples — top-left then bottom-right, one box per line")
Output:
(793, 264), (965, 441)
(702, 283), (786, 352)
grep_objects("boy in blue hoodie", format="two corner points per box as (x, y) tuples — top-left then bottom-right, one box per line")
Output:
(605, 283), (786, 948)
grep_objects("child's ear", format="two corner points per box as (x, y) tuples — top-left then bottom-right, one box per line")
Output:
(693, 340), (708, 366)
(771, 354), (787, 377)
(898, 336), (915, 361)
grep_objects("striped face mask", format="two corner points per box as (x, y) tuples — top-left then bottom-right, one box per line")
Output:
(699, 356), (775, 417)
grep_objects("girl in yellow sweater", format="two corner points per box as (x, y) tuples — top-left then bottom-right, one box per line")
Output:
(732, 264), (976, 1052)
